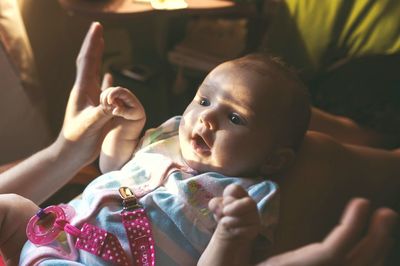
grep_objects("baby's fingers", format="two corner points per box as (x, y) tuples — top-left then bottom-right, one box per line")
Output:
(112, 105), (135, 118)
(99, 89), (114, 114)
(220, 215), (258, 229)
(223, 197), (258, 217)
(222, 197), (260, 234)
(219, 215), (261, 240)
(223, 184), (248, 199)
(209, 197), (224, 221)
(107, 87), (135, 106)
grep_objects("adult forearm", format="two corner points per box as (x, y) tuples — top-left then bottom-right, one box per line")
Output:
(0, 137), (87, 204)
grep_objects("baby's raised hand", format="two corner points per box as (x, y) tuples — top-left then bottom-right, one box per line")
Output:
(209, 184), (261, 242)
(99, 86), (146, 172)
(100, 86), (145, 121)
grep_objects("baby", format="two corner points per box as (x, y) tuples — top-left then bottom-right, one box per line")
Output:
(19, 54), (311, 265)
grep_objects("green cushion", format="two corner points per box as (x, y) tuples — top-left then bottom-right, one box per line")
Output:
(263, 0), (400, 77)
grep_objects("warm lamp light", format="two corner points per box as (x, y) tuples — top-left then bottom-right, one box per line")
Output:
(149, 0), (188, 10)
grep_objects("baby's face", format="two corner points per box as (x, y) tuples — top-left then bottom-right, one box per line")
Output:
(179, 61), (286, 176)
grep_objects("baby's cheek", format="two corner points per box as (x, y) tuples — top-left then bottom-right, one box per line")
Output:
(218, 149), (253, 176)
(182, 107), (198, 124)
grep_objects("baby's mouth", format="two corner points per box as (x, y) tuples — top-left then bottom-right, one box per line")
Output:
(191, 134), (211, 156)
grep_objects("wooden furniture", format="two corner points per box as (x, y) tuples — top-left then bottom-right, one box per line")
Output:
(58, 0), (252, 19)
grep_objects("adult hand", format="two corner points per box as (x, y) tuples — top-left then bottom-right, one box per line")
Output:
(58, 22), (113, 166)
(0, 22), (115, 203)
(259, 198), (399, 266)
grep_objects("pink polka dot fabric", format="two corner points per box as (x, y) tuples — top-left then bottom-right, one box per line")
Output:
(122, 209), (155, 266)
(76, 223), (129, 265)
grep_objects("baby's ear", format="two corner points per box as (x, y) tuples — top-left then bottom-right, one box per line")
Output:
(260, 148), (295, 175)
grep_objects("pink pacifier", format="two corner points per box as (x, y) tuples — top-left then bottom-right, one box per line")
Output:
(25, 189), (154, 266)
(26, 204), (75, 245)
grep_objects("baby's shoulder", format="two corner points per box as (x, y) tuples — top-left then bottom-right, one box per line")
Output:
(140, 116), (181, 147)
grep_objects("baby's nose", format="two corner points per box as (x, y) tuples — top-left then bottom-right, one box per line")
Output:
(199, 110), (218, 130)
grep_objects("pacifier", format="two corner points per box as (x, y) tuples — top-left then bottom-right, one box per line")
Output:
(26, 204), (75, 245)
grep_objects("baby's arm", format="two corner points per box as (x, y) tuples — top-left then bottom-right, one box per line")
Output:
(99, 87), (146, 172)
(0, 194), (39, 265)
(198, 184), (261, 266)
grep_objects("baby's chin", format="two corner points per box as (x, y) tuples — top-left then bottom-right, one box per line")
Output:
(182, 157), (250, 177)
(182, 157), (222, 174)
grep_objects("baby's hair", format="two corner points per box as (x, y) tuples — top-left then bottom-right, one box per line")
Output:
(233, 53), (311, 151)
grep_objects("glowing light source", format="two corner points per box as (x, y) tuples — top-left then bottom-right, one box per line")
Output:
(150, 0), (188, 10)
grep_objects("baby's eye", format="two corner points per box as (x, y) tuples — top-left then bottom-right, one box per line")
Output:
(229, 113), (243, 125)
(199, 97), (210, 106)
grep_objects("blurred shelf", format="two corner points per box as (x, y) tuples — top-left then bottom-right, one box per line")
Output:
(58, 0), (254, 19)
